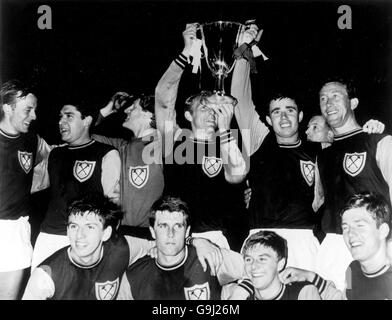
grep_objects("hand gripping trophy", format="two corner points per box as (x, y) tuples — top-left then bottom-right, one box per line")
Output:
(191, 20), (267, 106)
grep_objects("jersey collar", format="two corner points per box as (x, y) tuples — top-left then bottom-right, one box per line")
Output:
(278, 139), (301, 149)
(0, 128), (20, 139)
(67, 246), (104, 269)
(68, 139), (95, 150)
(155, 246), (188, 271)
(334, 128), (363, 141)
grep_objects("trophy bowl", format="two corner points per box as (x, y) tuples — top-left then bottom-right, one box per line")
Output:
(198, 21), (244, 95)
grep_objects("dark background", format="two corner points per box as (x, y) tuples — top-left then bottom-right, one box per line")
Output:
(1, 0), (392, 144)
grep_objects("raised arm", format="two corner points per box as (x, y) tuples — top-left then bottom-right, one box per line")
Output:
(155, 23), (197, 154)
(231, 29), (269, 157)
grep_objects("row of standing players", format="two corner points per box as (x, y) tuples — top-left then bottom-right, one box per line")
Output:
(0, 23), (391, 299)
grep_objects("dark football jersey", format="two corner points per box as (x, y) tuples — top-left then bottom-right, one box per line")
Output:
(125, 246), (222, 300)
(318, 129), (390, 233)
(0, 129), (37, 219)
(41, 140), (115, 235)
(40, 235), (129, 300)
(345, 261), (392, 300)
(248, 135), (319, 229)
(163, 133), (245, 234)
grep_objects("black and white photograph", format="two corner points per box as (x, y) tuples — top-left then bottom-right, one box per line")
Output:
(1, 0), (391, 306)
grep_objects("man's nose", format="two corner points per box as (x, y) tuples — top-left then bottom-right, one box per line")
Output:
(30, 109), (37, 120)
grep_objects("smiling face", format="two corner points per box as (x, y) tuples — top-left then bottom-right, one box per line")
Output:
(67, 211), (111, 266)
(59, 105), (90, 145)
(342, 207), (387, 263)
(319, 82), (357, 130)
(7, 93), (37, 134)
(266, 98), (303, 144)
(244, 244), (285, 291)
(150, 210), (190, 259)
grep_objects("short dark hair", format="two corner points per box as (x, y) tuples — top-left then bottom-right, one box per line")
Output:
(320, 77), (358, 99)
(341, 192), (392, 239)
(267, 90), (301, 114)
(149, 196), (190, 228)
(0, 79), (34, 121)
(67, 193), (123, 233)
(242, 230), (288, 267)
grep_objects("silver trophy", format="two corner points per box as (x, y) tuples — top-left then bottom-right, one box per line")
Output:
(198, 21), (244, 97)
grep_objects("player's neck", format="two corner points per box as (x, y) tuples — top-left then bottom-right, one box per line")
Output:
(0, 120), (19, 136)
(191, 128), (215, 141)
(157, 248), (186, 268)
(332, 118), (361, 136)
(137, 127), (155, 139)
(275, 134), (299, 145)
(254, 277), (283, 300)
(68, 134), (92, 147)
(360, 245), (389, 275)
(321, 142), (331, 149)
(68, 246), (103, 268)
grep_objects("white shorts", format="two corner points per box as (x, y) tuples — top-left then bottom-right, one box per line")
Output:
(315, 233), (353, 291)
(0, 216), (33, 272)
(243, 228), (319, 272)
(31, 232), (70, 271)
(192, 230), (231, 250)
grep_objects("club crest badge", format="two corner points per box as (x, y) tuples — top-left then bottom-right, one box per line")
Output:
(95, 278), (119, 300)
(300, 160), (315, 186)
(73, 160), (96, 182)
(202, 156), (223, 178)
(184, 282), (210, 300)
(129, 165), (149, 189)
(343, 152), (366, 177)
(18, 151), (33, 174)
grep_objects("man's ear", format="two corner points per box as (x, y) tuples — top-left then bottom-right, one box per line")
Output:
(266, 115), (272, 126)
(277, 258), (286, 273)
(2, 103), (13, 116)
(350, 98), (359, 111)
(84, 115), (93, 127)
(149, 226), (156, 240)
(184, 111), (193, 123)
(185, 226), (190, 238)
(102, 226), (113, 242)
(327, 129), (334, 142)
(379, 223), (390, 240)
(298, 111), (303, 123)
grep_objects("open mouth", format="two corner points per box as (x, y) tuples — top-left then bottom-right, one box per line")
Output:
(60, 127), (69, 134)
(326, 110), (338, 116)
(280, 122), (291, 128)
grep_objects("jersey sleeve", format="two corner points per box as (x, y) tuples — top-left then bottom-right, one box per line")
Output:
(125, 235), (155, 265)
(231, 58), (270, 157)
(376, 135), (392, 202)
(31, 135), (52, 193)
(92, 134), (127, 150)
(101, 149), (121, 203)
(116, 272), (135, 300)
(216, 249), (245, 285)
(155, 55), (187, 156)
(311, 273), (344, 300)
(297, 284), (321, 300)
(312, 159), (324, 212)
(22, 266), (55, 300)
